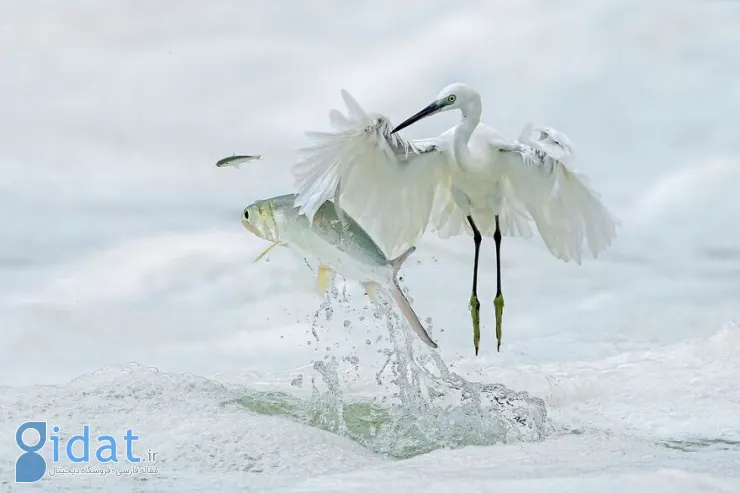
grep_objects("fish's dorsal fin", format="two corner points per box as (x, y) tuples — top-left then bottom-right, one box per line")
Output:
(389, 246), (416, 274)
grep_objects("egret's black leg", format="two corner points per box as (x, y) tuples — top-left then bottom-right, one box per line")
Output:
(493, 215), (505, 351)
(467, 215), (482, 355)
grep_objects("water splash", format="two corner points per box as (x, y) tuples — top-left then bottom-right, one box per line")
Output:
(236, 277), (552, 458)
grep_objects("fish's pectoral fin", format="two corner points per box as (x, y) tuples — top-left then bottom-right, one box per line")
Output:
(254, 242), (281, 263)
(317, 264), (334, 294)
(362, 281), (381, 304)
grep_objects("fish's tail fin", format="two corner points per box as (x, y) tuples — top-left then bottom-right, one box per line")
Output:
(387, 280), (438, 349)
(389, 246), (416, 274)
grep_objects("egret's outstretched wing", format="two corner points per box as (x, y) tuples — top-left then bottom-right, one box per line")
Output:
(292, 89), (454, 257)
(493, 125), (619, 264)
(521, 124), (577, 166)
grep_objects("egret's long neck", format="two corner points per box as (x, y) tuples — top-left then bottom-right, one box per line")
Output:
(453, 97), (482, 167)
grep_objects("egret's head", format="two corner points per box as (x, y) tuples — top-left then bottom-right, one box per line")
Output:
(391, 83), (480, 134)
(241, 200), (278, 242)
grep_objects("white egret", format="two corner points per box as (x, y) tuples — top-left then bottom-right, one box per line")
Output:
(291, 83), (619, 354)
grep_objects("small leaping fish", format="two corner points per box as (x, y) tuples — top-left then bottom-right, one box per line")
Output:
(216, 154), (261, 168)
(241, 193), (438, 349)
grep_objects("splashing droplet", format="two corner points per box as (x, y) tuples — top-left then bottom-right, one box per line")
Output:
(236, 277), (551, 459)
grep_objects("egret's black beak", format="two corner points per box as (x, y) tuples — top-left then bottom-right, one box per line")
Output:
(391, 100), (445, 134)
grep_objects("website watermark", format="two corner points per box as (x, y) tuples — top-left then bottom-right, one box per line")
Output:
(15, 421), (160, 483)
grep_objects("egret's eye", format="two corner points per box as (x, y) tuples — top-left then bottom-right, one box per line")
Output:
(447, 95), (456, 103)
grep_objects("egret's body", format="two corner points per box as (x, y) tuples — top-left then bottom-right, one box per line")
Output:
(292, 83), (619, 353)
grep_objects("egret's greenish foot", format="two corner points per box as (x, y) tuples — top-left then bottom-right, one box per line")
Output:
(494, 294), (504, 352)
(469, 294), (481, 355)
(465, 214), (483, 356)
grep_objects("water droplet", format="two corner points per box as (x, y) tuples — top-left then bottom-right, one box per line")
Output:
(236, 274), (550, 458)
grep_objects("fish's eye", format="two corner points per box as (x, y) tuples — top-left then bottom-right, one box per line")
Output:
(447, 95), (456, 103)
(243, 209), (249, 220)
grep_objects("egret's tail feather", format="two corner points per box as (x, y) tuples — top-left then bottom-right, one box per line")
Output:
(430, 199), (533, 240)
(387, 280), (438, 349)
(428, 177), (533, 241)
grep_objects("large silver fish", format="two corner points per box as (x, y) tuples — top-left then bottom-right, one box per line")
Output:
(241, 193), (438, 349)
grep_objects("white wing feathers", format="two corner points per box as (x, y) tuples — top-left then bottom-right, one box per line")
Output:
(495, 125), (620, 264)
(292, 90), (452, 257)
(519, 124), (577, 166)
(292, 90), (617, 263)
